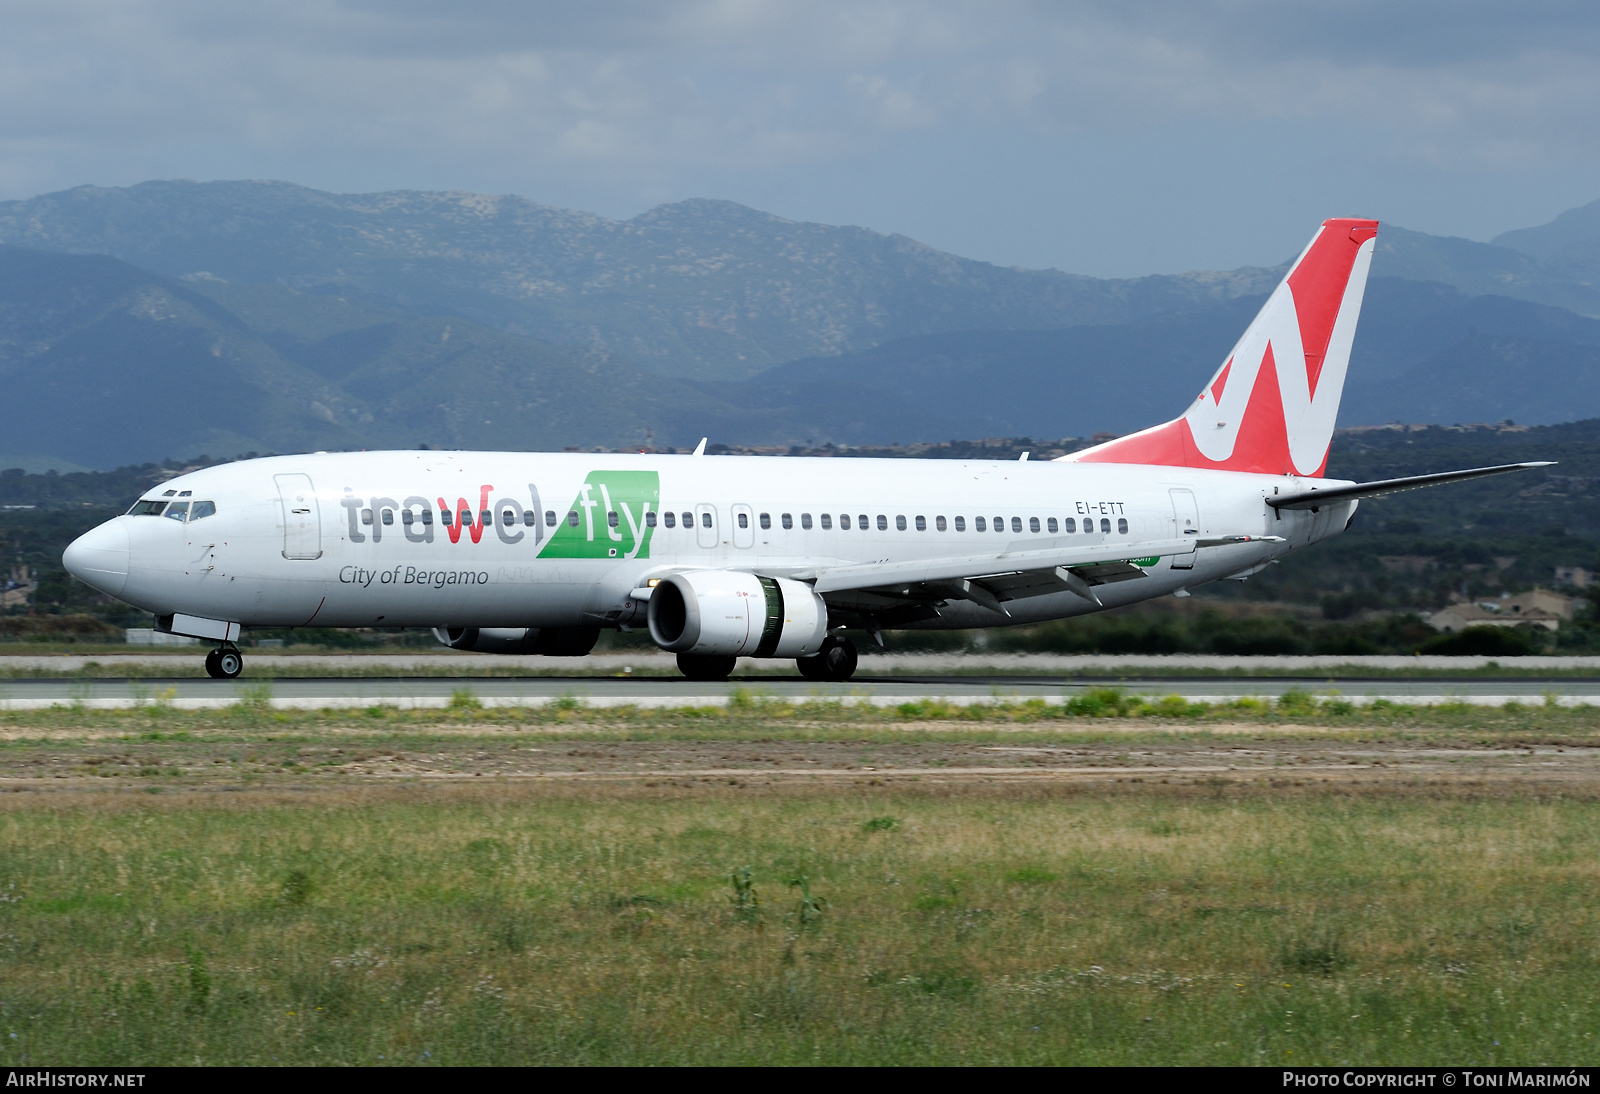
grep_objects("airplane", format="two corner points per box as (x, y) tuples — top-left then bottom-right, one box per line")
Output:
(62, 218), (1549, 682)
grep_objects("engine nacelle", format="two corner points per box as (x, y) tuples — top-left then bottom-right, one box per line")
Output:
(647, 571), (827, 658)
(432, 626), (600, 656)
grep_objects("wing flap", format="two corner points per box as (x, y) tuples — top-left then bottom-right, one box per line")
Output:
(807, 537), (1198, 595)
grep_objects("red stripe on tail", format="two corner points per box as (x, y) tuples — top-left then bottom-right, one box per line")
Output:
(1065, 218), (1378, 477)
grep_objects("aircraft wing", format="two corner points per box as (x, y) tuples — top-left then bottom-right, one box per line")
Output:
(800, 534), (1282, 615)
(1267, 462), (1553, 511)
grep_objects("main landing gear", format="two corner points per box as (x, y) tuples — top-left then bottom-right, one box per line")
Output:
(204, 644), (243, 680)
(797, 635), (858, 682)
(676, 653), (738, 681)
(672, 636), (859, 682)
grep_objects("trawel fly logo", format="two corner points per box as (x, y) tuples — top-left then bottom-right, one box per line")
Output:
(438, 484), (496, 544)
(538, 470), (659, 561)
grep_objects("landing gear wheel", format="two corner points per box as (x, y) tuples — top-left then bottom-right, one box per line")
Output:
(798, 636), (857, 682)
(676, 652), (737, 681)
(206, 645), (243, 680)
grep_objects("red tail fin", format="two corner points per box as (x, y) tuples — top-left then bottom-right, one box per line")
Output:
(1064, 218), (1378, 477)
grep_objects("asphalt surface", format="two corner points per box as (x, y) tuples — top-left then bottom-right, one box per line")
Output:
(12, 652), (1600, 673)
(5, 673), (1600, 709)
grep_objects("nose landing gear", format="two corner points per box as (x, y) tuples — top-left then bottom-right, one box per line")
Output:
(204, 644), (243, 680)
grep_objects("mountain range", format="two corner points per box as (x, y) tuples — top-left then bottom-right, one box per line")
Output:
(3, 181), (1600, 468)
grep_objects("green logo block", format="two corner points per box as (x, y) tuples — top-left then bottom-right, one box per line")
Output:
(539, 470), (660, 560)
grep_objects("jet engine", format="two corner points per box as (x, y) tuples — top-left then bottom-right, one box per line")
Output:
(647, 571), (827, 658)
(431, 626), (600, 656)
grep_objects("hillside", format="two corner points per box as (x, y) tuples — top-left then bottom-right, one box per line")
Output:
(12, 242), (1600, 468)
(735, 278), (1600, 439)
(0, 181), (1289, 382)
(7, 182), (1600, 467)
(0, 246), (782, 466)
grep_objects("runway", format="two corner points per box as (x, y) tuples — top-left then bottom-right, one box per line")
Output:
(5, 672), (1600, 710)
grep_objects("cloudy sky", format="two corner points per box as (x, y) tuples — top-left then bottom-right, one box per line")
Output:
(5, 1), (1600, 276)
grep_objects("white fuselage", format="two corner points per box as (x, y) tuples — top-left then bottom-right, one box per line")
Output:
(65, 450), (1355, 635)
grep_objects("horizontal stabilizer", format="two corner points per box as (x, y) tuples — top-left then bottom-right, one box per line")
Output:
(1266, 462), (1554, 511)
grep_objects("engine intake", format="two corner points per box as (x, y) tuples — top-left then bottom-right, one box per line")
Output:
(432, 626), (599, 656)
(647, 571), (826, 658)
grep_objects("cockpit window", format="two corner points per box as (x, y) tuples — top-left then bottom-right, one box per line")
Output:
(129, 499), (167, 516)
(189, 500), (216, 521)
(164, 501), (190, 522)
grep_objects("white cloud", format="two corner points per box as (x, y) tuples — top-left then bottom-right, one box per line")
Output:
(4, 1), (1596, 182)
(3, 1), (1600, 270)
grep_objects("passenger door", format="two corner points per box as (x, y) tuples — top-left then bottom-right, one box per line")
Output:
(1169, 488), (1199, 570)
(275, 473), (322, 560)
(731, 503), (755, 549)
(695, 503), (719, 550)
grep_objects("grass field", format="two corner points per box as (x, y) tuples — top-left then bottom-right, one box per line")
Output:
(0, 697), (1598, 1066)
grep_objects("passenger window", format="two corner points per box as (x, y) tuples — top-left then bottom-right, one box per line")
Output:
(994, 516), (1004, 532)
(799, 514), (811, 530)
(128, 499), (167, 516)
(1012, 517), (1023, 533)
(382, 509), (395, 526)
(545, 511), (556, 527)
(480, 509), (490, 526)
(422, 509), (433, 525)
(608, 511), (620, 529)
(567, 511), (580, 527)
(523, 510), (536, 526)
(876, 515), (887, 531)
(664, 511), (676, 528)
(1063, 517), (1075, 533)
(165, 501), (190, 522)
(1118, 517), (1129, 534)
(954, 516), (965, 531)
(1029, 516), (1040, 533)
(402, 509), (414, 526)
(975, 516), (986, 532)
(935, 515), (946, 531)
(915, 515), (926, 531)
(701, 512), (713, 529)
(1100, 518), (1111, 533)
(839, 514), (850, 530)
(895, 515), (907, 531)
(760, 513), (771, 530)
(361, 508), (374, 526)
(645, 511), (657, 528)
(859, 514), (869, 530)
(1047, 517), (1058, 533)
(780, 513), (792, 530)
(441, 510), (453, 526)
(737, 512), (749, 529)
(682, 512), (693, 528)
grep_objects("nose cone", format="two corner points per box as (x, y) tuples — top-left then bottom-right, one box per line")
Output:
(63, 520), (130, 597)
